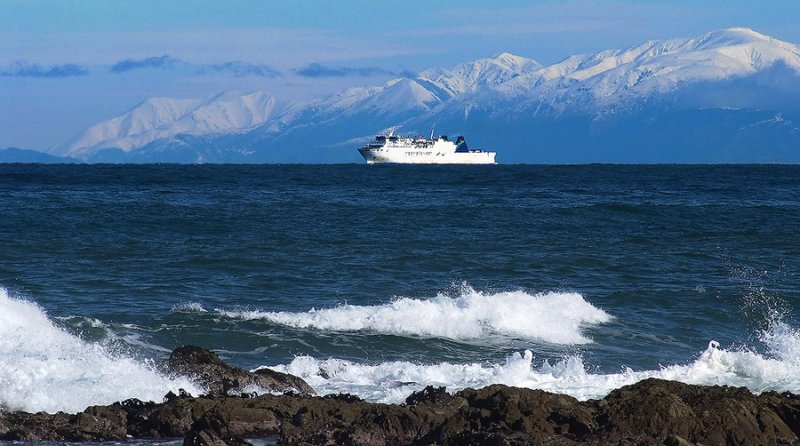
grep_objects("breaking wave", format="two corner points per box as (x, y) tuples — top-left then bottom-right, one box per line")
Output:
(219, 286), (612, 345)
(0, 288), (202, 413)
(6, 283), (800, 415)
(267, 320), (800, 404)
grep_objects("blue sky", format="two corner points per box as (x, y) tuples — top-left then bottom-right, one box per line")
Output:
(2, 0), (799, 150)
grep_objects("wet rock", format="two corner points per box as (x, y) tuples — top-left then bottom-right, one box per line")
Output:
(0, 406), (127, 442)
(405, 385), (451, 406)
(594, 378), (800, 445)
(446, 385), (595, 445)
(164, 345), (314, 396)
(7, 350), (800, 445)
(125, 393), (215, 438)
(0, 412), (66, 441)
(72, 405), (129, 441)
(184, 427), (254, 446)
(183, 428), (228, 446)
(279, 397), (436, 446)
(252, 367), (315, 396)
(183, 407), (253, 446)
(323, 393), (363, 403)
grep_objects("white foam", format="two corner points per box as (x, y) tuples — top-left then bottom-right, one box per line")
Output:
(0, 288), (203, 413)
(265, 322), (800, 404)
(222, 286), (612, 345)
(53, 315), (108, 329)
(8, 282), (800, 413)
(171, 301), (208, 313)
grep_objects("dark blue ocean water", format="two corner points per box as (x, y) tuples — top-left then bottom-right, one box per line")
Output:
(1, 164), (799, 414)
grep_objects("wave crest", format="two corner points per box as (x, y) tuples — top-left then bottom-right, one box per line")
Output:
(0, 288), (203, 413)
(266, 322), (800, 404)
(221, 286), (612, 345)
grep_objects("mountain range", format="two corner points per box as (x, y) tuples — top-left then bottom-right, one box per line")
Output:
(11, 27), (800, 163)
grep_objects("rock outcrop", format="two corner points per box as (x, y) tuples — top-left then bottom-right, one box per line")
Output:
(163, 345), (314, 396)
(3, 347), (800, 445)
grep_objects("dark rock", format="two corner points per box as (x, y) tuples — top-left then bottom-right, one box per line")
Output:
(0, 406), (128, 442)
(183, 428), (227, 446)
(323, 392), (363, 403)
(663, 434), (698, 446)
(8, 350), (800, 446)
(0, 417), (10, 438)
(164, 345), (314, 396)
(405, 385), (451, 406)
(252, 367), (315, 396)
(445, 385), (595, 445)
(594, 378), (800, 445)
(183, 407), (253, 446)
(183, 427), (253, 446)
(72, 405), (129, 441)
(119, 398), (156, 410)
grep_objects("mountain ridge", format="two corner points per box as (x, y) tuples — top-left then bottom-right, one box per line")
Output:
(46, 27), (800, 163)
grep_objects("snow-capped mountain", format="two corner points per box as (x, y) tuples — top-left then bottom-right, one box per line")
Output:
(51, 91), (287, 159)
(418, 52), (543, 98)
(494, 27), (800, 111)
(53, 97), (200, 158)
(51, 28), (800, 163)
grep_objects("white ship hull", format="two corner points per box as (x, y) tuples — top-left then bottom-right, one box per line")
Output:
(358, 132), (496, 164)
(359, 147), (496, 164)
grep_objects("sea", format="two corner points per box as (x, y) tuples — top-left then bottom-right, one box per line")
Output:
(1, 164), (799, 419)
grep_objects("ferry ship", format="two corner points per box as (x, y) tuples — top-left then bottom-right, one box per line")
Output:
(358, 130), (496, 164)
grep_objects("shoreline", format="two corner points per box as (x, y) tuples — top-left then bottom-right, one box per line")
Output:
(2, 346), (800, 445)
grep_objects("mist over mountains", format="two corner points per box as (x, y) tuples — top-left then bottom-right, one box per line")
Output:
(19, 28), (800, 163)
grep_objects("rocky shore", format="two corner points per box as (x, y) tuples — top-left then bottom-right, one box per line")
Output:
(2, 346), (800, 446)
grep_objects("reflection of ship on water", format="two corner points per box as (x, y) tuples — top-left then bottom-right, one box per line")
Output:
(358, 129), (496, 164)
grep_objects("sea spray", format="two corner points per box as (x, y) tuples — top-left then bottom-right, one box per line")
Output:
(0, 288), (202, 413)
(265, 323), (800, 404)
(5, 283), (800, 412)
(172, 301), (209, 313)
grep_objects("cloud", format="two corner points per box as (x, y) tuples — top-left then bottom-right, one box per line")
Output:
(295, 63), (396, 78)
(1, 61), (88, 78)
(202, 61), (281, 78)
(110, 56), (281, 78)
(398, 69), (418, 78)
(111, 55), (182, 73)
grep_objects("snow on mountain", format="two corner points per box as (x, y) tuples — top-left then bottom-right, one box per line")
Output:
(500, 27), (800, 109)
(418, 52), (543, 98)
(51, 28), (800, 162)
(185, 91), (282, 133)
(313, 78), (442, 117)
(256, 52), (543, 134)
(51, 91), (285, 159)
(51, 97), (200, 158)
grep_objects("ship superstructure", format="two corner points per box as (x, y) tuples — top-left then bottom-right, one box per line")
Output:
(358, 130), (496, 164)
